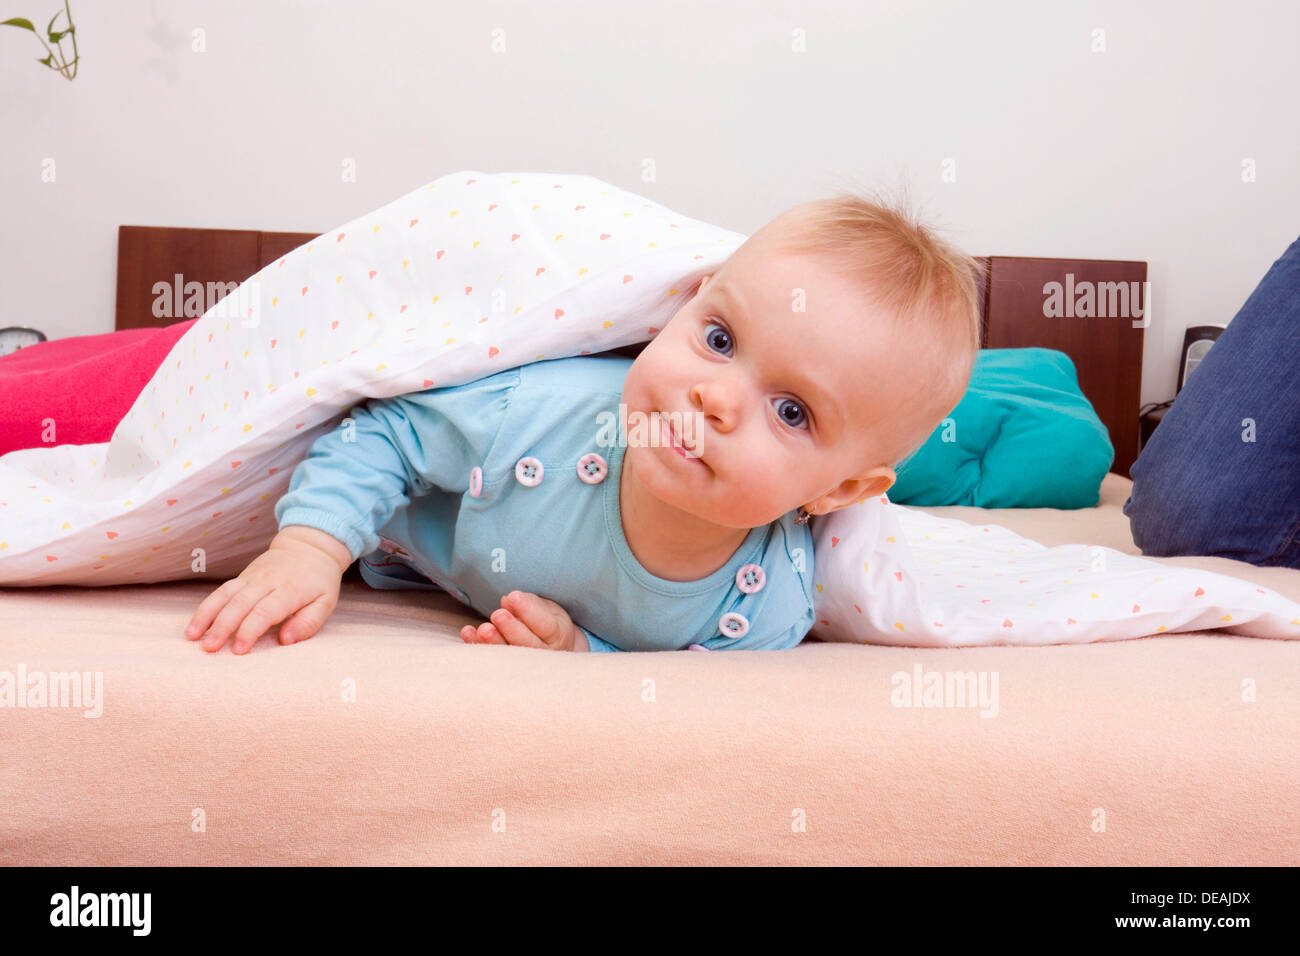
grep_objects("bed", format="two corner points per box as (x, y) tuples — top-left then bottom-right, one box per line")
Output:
(1, 227), (1295, 866)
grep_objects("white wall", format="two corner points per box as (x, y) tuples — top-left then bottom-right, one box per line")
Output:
(2, 0), (1297, 407)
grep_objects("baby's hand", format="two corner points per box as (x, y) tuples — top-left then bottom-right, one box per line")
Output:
(460, 590), (578, 651)
(184, 526), (349, 655)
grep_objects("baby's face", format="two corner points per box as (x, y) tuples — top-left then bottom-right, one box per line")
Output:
(620, 242), (910, 529)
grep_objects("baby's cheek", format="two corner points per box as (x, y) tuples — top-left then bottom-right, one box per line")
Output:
(719, 469), (793, 526)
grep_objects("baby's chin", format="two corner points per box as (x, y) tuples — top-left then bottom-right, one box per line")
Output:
(630, 448), (789, 528)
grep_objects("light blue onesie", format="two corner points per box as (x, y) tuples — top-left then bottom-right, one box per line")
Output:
(273, 355), (816, 652)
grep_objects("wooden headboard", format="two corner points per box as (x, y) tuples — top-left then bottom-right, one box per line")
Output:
(115, 227), (1146, 476)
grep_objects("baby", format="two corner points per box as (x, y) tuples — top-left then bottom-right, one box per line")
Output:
(183, 194), (981, 654)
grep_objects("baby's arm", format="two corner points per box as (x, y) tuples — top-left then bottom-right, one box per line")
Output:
(276, 376), (515, 557)
(190, 398), (443, 654)
(274, 401), (433, 561)
(191, 377), (516, 654)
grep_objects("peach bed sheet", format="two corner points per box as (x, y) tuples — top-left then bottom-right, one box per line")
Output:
(1, 474), (1297, 865)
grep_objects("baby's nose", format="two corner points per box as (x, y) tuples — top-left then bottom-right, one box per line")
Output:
(691, 383), (740, 430)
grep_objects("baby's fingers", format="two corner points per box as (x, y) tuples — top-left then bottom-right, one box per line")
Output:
(185, 578), (246, 643)
(501, 591), (566, 644)
(277, 592), (336, 646)
(489, 606), (546, 649)
(461, 621), (507, 645)
(227, 590), (300, 655)
(199, 583), (276, 654)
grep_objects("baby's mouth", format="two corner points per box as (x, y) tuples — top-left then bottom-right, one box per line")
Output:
(659, 416), (703, 464)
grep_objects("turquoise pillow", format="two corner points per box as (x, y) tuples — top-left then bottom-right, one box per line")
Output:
(889, 348), (1114, 509)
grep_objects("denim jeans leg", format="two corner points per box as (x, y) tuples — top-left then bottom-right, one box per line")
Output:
(1123, 235), (1300, 568)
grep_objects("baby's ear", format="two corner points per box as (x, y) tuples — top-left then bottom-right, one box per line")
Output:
(856, 467), (896, 501)
(821, 466), (896, 513)
(868, 473), (899, 502)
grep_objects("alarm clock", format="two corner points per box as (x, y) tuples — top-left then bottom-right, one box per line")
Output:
(0, 326), (48, 358)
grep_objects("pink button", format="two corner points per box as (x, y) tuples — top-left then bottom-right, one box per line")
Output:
(515, 456), (543, 487)
(577, 452), (608, 484)
(736, 563), (765, 594)
(718, 612), (749, 639)
(687, 643), (711, 652)
(469, 465), (483, 498)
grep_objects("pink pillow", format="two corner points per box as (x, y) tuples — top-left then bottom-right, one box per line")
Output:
(0, 320), (197, 456)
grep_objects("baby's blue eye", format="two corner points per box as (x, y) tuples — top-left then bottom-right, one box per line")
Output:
(703, 322), (733, 355)
(774, 397), (808, 429)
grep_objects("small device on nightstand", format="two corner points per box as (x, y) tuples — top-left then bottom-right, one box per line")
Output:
(1139, 324), (1229, 453)
(1178, 324), (1226, 393)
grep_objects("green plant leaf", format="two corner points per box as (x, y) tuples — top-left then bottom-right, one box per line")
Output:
(37, 53), (52, 66)
(2, 17), (38, 32)
(45, 10), (62, 41)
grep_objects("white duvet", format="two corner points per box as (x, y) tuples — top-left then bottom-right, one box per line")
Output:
(1, 170), (1296, 647)
(809, 496), (1300, 645)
